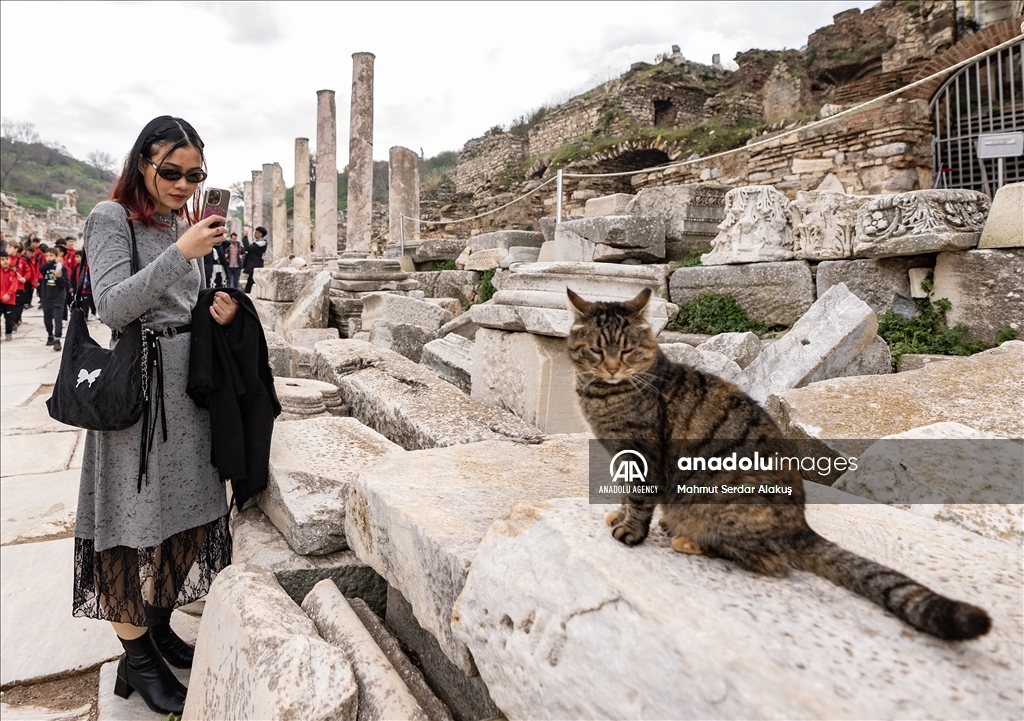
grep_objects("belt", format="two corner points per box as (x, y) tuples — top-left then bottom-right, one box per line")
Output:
(112, 323), (192, 341)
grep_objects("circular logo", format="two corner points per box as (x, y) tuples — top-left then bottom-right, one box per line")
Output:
(609, 449), (648, 479)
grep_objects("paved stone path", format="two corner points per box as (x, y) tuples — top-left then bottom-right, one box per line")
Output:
(0, 307), (197, 720)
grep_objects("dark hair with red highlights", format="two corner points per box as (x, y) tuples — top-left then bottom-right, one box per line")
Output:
(108, 116), (205, 227)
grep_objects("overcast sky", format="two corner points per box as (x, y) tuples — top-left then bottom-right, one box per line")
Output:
(1, 1), (876, 193)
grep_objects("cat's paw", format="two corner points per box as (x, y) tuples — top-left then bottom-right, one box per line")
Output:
(611, 521), (649, 546)
(605, 510), (624, 527)
(671, 536), (704, 554)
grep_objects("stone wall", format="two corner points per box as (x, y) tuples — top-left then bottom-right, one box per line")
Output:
(632, 100), (934, 197)
(455, 134), (527, 195)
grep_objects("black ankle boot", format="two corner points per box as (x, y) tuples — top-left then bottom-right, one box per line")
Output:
(147, 606), (195, 669)
(114, 631), (187, 715)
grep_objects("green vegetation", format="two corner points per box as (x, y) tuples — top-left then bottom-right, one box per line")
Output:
(877, 296), (1016, 369)
(420, 150), (458, 200)
(430, 259), (457, 271)
(675, 249), (709, 267)
(467, 268), (497, 310)
(0, 136), (115, 214)
(666, 294), (777, 335)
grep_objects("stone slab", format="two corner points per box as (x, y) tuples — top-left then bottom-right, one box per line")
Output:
(258, 417), (402, 556)
(738, 283), (877, 404)
(312, 339), (542, 450)
(1, 403), (82, 436)
(626, 184), (727, 254)
(931, 249), (1023, 344)
(463, 247), (508, 272)
(435, 270), (480, 308)
(583, 193), (635, 217)
(764, 341), (1024, 459)
(265, 330), (293, 377)
(368, 321), (437, 363)
(815, 255), (935, 316)
(554, 215), (666, 262)
(252, 298), (292, 335)
(696, 332), (762, 369)
(467, 230), (544, 254)
(1, 703), (91, 721)
(253, 267), (312, 302)
(281, 270), (333, 337)
(471, 328), (589, 433)
(437, 313), (479, 341)
(837, 334), (892, 377)
(978, 182), (1023, 249)
(0, 468), (79, 545)
(658, 343), (743, 383)
(471, 298), (677, 339)
(0, 538), (122, 686)
(452, 494), (1022, 721)
(0, 431), (80, 477)
(302, 581), (432, 721)
(344, 434), (591, 674)
(182, 564), (358, 721)
(362, 293), (453, 332)
(420, 335), (473, 395)
(289, 328), (339, 350)
(897, 353), (955, 372)
(412, 239), (467, 263)
(498, 245), (541, 268)
(499, 261), (673, 299)
(231, 505), (386, 617)
(669, 261), (815, 327)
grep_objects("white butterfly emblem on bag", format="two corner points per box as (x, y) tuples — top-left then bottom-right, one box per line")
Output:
(77, 368), (101, 387)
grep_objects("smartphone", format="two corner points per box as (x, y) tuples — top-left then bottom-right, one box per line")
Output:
(202, 187), (231, 227)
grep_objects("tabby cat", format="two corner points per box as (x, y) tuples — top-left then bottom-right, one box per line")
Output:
(566, 287), (990, 641)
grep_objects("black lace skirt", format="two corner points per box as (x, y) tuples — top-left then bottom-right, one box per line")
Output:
(73, 514), (231, 625)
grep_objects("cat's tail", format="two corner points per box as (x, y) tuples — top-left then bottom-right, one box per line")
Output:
(793, 531), (991, 641)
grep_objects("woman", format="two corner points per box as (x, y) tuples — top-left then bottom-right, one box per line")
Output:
(241, 226), (267, 293)
(75, 116), (236, 716)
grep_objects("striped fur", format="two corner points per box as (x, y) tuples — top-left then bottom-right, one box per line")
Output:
(566, 287), (991, 642)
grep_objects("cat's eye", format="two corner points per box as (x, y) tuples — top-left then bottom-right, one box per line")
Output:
(589, 346), (603, 356)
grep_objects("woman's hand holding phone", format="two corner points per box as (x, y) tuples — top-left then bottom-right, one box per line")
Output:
(176, 214), (225, 261)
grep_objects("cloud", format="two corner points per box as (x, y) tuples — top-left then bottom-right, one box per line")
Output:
(207, 1), (284, 45)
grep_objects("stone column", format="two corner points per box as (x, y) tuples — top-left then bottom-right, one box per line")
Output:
(388, 146), (420, 253)
(262, 162), (274, 239)
(251, 170), (263, 230)
(293, 138), (311, 258)
(346, 52), (375, 255)
(315, 89), (338, 258)
(271, 162), (288, 257)
(243, 180), (253, 236)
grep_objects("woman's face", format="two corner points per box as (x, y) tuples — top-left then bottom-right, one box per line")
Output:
(139, 143), (203, 214)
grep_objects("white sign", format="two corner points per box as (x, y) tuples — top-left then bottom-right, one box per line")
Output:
(977, 132), (1024, 159)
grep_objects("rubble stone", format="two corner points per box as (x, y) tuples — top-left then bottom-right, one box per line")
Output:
(463, 247), (508, 271)
(897, 353), (954, 372)
(837, 335), (892, 377)
(467, 230), (544, 254)
(368, 321), (437, 363)
(181, 564), (358, 721)
(737, 283), (877, 403)
(669, 261), (815, 327)
(281, 270), (333, 337)
(411, 239), (467, 263)
(498, 246), (541, 268)
(435, 270), (480, 307)
(362, 293), (453, 332)
(658, 343), (742, 383)
(253, 268), (313, 302)
(696, 332), (762, 369)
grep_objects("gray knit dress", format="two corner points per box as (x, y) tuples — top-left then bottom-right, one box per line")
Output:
(73, 201), (230, 625)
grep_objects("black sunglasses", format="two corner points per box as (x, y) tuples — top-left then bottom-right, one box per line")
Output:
(146, 158), (207, 184)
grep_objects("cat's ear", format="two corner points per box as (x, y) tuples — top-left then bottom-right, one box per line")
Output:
(624, 287), (653, 314)
(567, 288), (594, 315)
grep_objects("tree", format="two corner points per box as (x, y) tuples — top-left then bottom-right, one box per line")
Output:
(86, 150), (118, 173)
(1, 117), (40, 144)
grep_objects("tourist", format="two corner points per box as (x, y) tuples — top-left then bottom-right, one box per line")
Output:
(74, 115), (235, 716)
(8, 242), (33, 330)
(242, 227), (267, 293)
(38, 247), (66, 350)
(203, 242), (226, 289)
(0, 250), (25, 340)
(222, 231), (243, 289)
(29, 234), (45, 306)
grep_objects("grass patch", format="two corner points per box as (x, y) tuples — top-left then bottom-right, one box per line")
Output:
(667, 294), (778, 335)
(878, 296), (1016, 368)
(675, 249), (709, 267)
(465, 268), (497, 310)
(430, 259), (457, 271)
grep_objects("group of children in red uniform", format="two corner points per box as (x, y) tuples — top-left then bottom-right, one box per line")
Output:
(0, 232), (93, 345)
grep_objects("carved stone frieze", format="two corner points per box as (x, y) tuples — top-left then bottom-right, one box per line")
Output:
(791, 191), (873, 260)
(702, 185), (794, 265)
(853, 189), (990, 258)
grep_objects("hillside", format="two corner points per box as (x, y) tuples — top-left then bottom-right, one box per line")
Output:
(0, 137), (116, 214)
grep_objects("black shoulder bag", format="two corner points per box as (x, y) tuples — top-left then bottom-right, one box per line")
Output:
(47, 210), (163, 488)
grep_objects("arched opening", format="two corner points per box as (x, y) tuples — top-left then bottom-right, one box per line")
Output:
(591, 148), (672, 193)
(931, 39), (1023, 196)
(654, 99), (677, 127)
